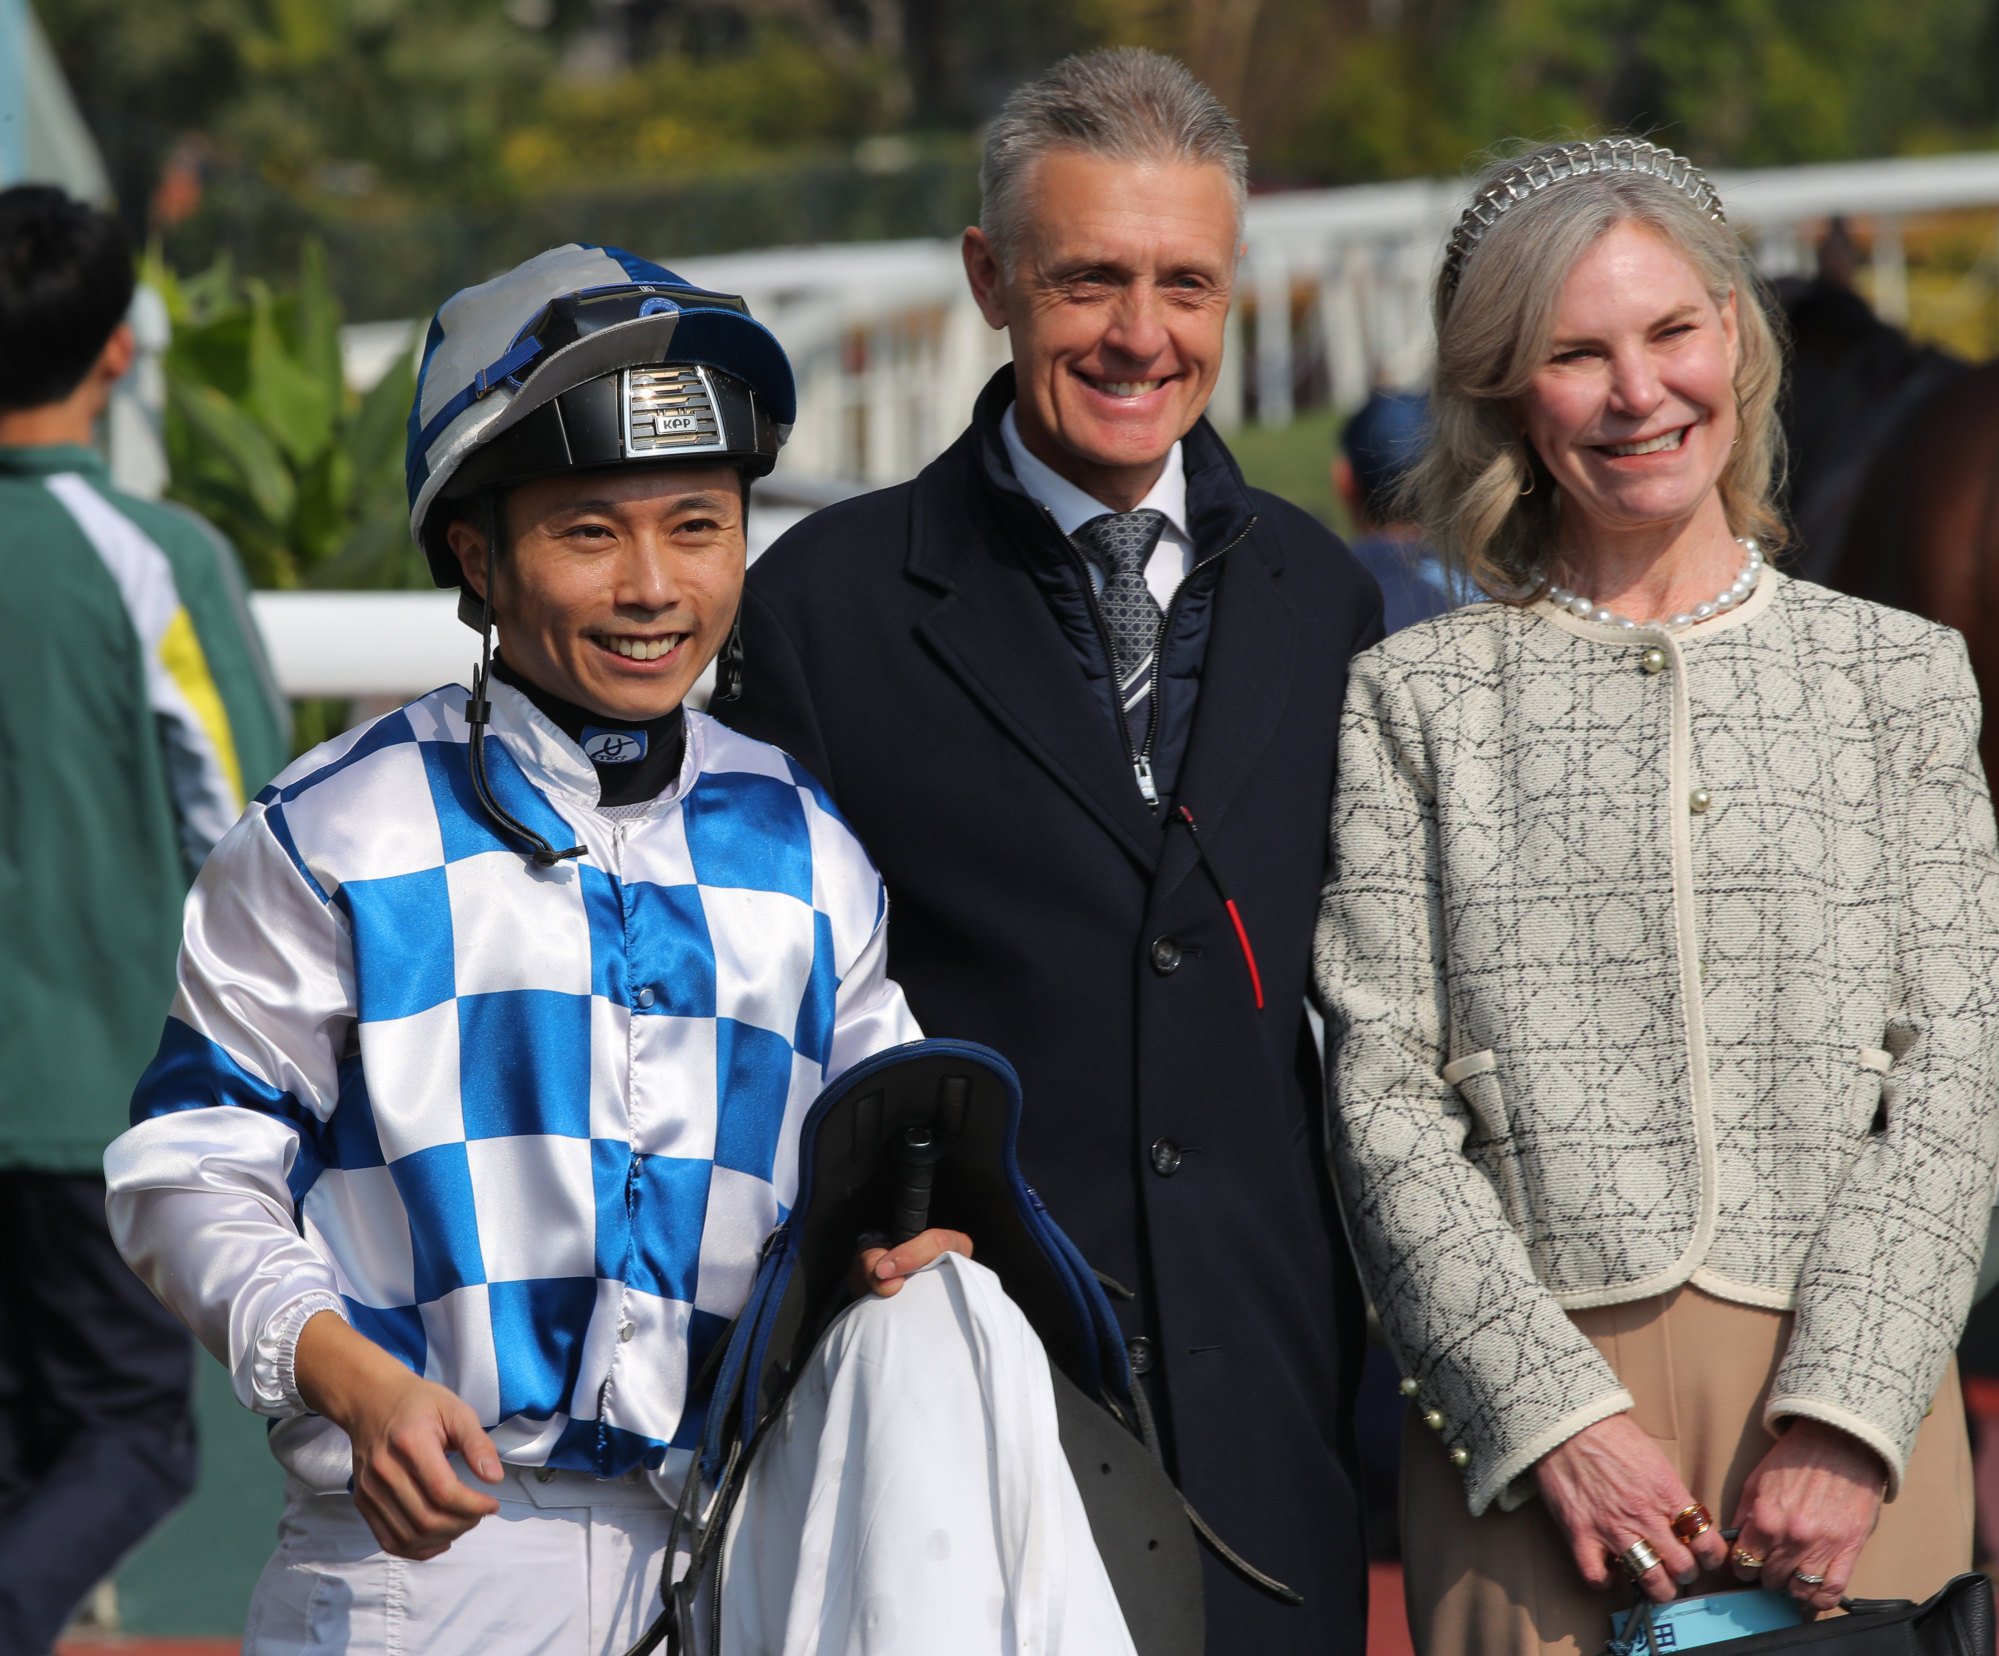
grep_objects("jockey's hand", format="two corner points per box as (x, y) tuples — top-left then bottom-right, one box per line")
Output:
(296, 1308), (505, 1560)
(854, 1228), (974, 1298)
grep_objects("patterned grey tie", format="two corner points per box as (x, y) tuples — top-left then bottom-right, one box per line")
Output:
(1071, 509), (1168, 760)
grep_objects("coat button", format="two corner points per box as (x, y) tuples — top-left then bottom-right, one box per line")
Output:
(1423, 1408), (1445, 1432)
(1149, 937), (1182, 976)
(1640, 646), (1668, 674)
(1448, 1445), (1470, 1468)
(1150, 1138), (1183, 1176)
(635, 986), (656, 1008)
(1690, 788), (1712, 815)
(1398, 1376), (1421, 1398)
(534, 1467), (555, 1484)
(1126, 1335), (1155, 1375)
(618, 1321), (636, 1343)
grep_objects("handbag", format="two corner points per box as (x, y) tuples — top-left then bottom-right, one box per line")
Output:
(1607, 1571), (1993, 1656)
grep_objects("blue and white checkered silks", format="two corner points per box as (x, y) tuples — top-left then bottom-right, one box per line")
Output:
(105, 682), (917, 1484)
(404, 243), (796, 556)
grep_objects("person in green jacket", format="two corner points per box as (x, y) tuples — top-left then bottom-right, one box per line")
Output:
(0, 183), (288, 1652)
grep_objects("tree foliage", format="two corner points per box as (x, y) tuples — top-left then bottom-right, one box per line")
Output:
(42, 0), (1999, 320)
(147, 242), (419, 592)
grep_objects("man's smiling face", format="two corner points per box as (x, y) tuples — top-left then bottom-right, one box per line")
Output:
(446, 462), (745, 722)
(964, 148), (1239, 511)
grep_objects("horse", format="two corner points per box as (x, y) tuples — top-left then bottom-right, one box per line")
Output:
(1824, 356), (1999, 779)
(1771, 271), (1968, 584)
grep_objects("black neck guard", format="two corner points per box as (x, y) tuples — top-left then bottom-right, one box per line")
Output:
(491, 655), (688, 807)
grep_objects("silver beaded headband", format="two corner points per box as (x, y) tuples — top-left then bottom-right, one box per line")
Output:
(1438, 139), (1727, 315)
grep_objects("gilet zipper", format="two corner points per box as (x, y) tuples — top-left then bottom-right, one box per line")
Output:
(1042, 505), (1260, 808)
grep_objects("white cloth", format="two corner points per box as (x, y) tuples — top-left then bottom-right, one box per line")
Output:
(242, 1465), (679, 1655)
(722, 1253), (1137, 1656)
(1000, 403), (1192, 612)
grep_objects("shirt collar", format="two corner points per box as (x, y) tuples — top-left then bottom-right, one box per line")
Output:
(0, 443), (108, 480)
(999, 403), (1189, 543)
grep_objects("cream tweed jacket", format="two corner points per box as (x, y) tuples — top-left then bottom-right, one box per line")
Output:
(1314, 569), (1999, 1516)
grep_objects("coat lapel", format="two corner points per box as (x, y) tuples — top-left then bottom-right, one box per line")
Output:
(914, 506), (1163, 872)
(1153, 543), (1300, 901)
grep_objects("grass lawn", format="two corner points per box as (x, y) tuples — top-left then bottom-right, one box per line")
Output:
(1222, 407), (1356, 538)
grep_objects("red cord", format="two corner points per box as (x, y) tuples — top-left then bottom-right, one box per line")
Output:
(1172, 806), (1265, 1011)
(1223, 899), (1265, 1009)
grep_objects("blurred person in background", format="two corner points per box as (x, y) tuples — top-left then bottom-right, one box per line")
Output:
(721, 46), (1383, 1655)
(0, 183), (287, 1653)
(1335, 388), (1473, 633)
(1315, 139), (1999, 1655)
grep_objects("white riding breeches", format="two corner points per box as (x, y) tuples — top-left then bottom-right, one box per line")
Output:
(242, 1462), (680, 1655)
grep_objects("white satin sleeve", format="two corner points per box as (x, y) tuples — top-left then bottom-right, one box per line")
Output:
(824, 903), (921, 1085)
(104, 802), (357, 1418)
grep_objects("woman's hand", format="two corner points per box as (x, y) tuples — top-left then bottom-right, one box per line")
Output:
(1730, 1418), (1887, 1612)
(295, 1310), (504, 1560)
(852, 1227), (973, 1298)
(1534, 1413), (1730, 1602)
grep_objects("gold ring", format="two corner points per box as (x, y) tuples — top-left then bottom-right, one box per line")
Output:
(1670, 1503), (1714, 1543)
(1731, 1547), (1765, 1571)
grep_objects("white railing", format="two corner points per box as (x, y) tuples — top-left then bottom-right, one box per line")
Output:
(256, 151), (1999, 703)
(342, 148), (1999, 494)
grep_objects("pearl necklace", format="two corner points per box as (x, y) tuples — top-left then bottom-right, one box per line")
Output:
(1547, 540), (1763, 632)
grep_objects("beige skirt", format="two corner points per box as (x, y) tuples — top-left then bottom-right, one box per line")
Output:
(1401, 1284), (1973, 1656)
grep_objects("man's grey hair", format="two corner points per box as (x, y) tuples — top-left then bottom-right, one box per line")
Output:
(978, 48), (1248, 272)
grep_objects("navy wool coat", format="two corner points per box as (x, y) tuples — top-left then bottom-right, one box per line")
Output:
(719, 372), (1385, 1656)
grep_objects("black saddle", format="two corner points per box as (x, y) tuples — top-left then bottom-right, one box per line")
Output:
(628, 1038), (1208, 1655)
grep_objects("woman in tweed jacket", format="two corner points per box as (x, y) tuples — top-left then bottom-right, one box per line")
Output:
(1315, 139), (1999, 1656)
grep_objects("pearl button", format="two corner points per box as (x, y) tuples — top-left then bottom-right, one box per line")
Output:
(1423, 1408), (1445, 1432)
(1690, 788), (1712, 815)
(1398, 1376), (1421, 1398)
(1448, 1445), (1470, 1468)
(618, 1321), (636, 1343)
(1640, 647), (1667, 675)
(634, 986), (655, 1008)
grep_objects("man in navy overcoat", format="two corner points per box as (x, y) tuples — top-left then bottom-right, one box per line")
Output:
(718, 49), (1385, 1654)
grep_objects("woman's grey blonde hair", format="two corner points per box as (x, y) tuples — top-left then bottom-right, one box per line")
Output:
(1409, 139), (1788, 599)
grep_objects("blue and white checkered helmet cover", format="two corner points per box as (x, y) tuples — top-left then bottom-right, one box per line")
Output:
(403, 243), (796, 553)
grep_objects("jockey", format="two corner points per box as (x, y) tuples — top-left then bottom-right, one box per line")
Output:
(101, 246), (1137, 1654)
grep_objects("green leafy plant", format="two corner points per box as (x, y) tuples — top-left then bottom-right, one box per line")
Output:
(145, 240), (421, 593)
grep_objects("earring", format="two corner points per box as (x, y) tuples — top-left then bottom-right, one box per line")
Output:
(1518, 452), (1537, 498)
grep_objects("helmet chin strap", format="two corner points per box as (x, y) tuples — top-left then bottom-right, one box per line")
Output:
(464, 494), (587, 867)
(710, 474), (752, 704)
(711, 611), (745, 703)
